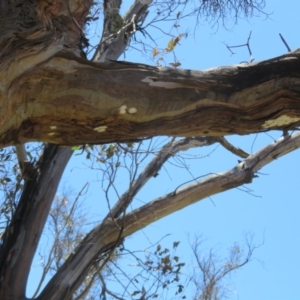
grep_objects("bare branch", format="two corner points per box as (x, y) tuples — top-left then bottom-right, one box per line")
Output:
(279, 33), (291, 52)
(105, 136), (218, 220)
(92, 0), (152, 62)
(215, 137), (249, 158)
(98, 273), (125, 300)
(37, 131), (300, 300)
(191, 233), (261, 300)
(225, 31), (254, 62)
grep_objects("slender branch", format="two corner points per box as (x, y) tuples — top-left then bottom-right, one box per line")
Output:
(225, 31), (254, 62)
(191, 234), (260, 299)
(105, 136), (218, 220)
(33, 238), (58, 298)
(279, 33), (291, 52)
(215, 137), (249, 158)
(99, 273), (125, 300)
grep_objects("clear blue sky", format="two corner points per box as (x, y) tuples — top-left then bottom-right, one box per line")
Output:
(27, 0), (300, 299)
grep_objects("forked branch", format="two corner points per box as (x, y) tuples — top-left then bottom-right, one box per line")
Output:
(37, 131), (300, 300)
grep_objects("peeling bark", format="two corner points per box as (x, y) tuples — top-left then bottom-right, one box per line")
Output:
(1, 2), (300, 148)
(1, 50), (300, 147)
(1, 0), (300, 299)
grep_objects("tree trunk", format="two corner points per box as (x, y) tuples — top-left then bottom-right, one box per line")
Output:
(0, 145), (72, 300)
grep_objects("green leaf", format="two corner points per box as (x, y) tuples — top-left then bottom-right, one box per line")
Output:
(71, 145), (81, 151)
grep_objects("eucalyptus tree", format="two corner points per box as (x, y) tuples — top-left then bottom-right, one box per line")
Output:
(1, 0), (300, 299)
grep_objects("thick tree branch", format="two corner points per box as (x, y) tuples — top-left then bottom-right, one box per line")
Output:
(37, 131), (300, 300)
(121, 133), (300, 236)
(105, 136), (218, 220)
(0, 145), (72, 300)
(1, 49), (300, 148)
(92, 0), (152, 62)
(0, 1), (295, 299)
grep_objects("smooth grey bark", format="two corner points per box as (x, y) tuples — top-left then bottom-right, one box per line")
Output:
(104, 136), (219, 220)
(37, 132), (300, 300)
(92, 0), (152, 62)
